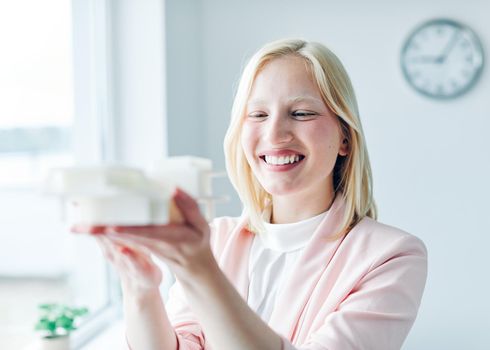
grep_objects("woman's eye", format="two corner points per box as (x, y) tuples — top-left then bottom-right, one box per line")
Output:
(292, 111), (316, 119)
(248, 112), (267, 119)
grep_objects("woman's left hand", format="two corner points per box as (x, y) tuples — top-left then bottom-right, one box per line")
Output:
(102, 188), (214, 279)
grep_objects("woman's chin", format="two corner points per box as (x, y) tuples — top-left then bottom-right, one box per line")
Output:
(262, 184), (302, 198)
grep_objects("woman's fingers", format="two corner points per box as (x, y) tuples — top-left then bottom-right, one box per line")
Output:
(70, 188), (211, 274)
(72, 224), (107, 234)
(110, 224), (196, 245)
(109, 229), (191, 266)
(173, 188), (209, 234)
(109, 224), (170, 236)
(99, 236), (162, 277)
(95, 236), (115, 261)
(92, 234), (165, 292)
(106, 231), (183, 264)
(70, 188), (209, 242)
(115, 244), (157, 275)
(95, 236), (137, 278)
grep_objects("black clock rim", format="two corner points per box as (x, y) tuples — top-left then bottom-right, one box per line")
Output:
(400, 18), (485, 100)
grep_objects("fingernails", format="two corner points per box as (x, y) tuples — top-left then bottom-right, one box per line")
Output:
(173, 188), (183, 200)
(69, 226), (81, 233)
(176, 188), (194, 203)
(71, 225), (106, 235)
(118, 246), (132, 255)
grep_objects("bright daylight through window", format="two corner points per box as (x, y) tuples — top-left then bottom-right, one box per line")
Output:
(0, 1), (114, 348)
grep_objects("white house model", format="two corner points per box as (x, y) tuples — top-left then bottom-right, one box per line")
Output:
(43, 156), (213, 226)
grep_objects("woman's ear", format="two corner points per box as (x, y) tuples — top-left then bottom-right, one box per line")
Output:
(339, 137), (349, 157)
(336, 117), (350, 157)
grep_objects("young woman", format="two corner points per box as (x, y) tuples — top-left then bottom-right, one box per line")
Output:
(76, 39), (428, 350)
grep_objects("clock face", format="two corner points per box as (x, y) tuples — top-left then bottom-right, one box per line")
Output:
(401, 19), (484, 99)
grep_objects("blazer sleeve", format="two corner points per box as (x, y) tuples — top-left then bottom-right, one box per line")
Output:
(165, 279), (209, 350)
(121, 268), (208, 350)
(163, 216), (237, 350)
(281, 234), (428, 350)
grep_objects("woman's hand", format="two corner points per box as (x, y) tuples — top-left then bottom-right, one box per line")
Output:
(70, 223), (164, 295)
(95, 236), (163, 294)
(72, 188), (214, 284)
(104, 188), (214, 279)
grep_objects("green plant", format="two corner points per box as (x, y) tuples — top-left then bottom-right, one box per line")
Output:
(35, 303), (89, 338)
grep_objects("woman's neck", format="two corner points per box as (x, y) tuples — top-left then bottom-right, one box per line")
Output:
(270, 184), (336, 224)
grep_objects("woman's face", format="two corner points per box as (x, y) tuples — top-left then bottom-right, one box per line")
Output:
(241, 55), (348, 199)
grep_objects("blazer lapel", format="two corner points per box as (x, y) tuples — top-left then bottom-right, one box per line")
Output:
(217, 215), (254, 301)
(268, 193), (347, 342)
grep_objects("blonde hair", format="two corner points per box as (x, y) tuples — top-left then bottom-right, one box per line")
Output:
(224, 38), (377, 238)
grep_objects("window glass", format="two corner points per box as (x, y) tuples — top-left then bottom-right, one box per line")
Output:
(0, 1), (111, 348)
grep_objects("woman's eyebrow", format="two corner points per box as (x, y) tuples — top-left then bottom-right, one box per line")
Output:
(246, 98), (267, 107)
(288, 96), (324, 105)
(247, 96), (324, 106)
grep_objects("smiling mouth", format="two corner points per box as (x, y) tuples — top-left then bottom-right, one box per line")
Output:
(259, 154), (305, 165)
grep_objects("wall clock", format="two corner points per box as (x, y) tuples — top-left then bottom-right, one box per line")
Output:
(401, 18), (484, 99)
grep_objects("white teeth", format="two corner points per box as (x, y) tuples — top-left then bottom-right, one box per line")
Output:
(264, 155), (302, 165)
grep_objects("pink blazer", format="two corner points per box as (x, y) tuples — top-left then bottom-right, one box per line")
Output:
(166, 194), (428, 350)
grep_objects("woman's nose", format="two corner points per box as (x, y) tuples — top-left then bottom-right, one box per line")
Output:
(264, 114), (294, 144)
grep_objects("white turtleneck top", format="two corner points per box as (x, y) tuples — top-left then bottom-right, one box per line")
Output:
(247, 208), (327, 323)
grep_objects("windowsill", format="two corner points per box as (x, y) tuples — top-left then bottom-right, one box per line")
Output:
(23, 318), (126, 350)
(80, 318), (126, 349)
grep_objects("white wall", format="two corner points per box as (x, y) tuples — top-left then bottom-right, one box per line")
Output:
(165, 0), (490, 348)
(112, 0), (168, 169)
(165, 0), (205, 157)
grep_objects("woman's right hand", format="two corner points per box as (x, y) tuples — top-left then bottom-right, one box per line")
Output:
(72, 225), (163, 295)
(73, 227), (179, 350)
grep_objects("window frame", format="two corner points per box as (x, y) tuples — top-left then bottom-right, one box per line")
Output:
(70, 0), (121, 347)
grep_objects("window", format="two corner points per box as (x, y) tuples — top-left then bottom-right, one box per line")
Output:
(0, 0), (120, 348)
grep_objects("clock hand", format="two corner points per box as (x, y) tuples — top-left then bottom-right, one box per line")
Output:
(437, 30), (461, 63)
(410, 55), (441, 63)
